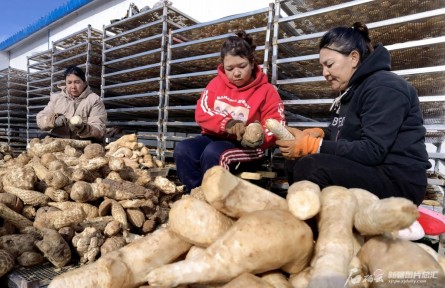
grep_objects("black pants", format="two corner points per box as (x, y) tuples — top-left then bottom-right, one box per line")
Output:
(284, 153), (426, 206)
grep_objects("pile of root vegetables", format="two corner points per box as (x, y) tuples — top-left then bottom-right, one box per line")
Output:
(0, 134), (183, 278)
(46, 165), (445, 288)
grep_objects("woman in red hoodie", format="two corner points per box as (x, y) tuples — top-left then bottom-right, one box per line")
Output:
(174, 30), (285, 192)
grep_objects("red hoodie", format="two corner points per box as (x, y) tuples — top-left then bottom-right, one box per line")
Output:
(195, 64), (286, 149)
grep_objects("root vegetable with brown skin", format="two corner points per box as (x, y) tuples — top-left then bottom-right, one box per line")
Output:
(45, 187), (70, 202)
(105, 134), (138, 154)
(80, 156), (109, 171)
(70, 179), (158, 202)
(41, 137), (91, 149)
(308, 186), (357, 288)
(126, 208), (145, 228)
(33, 207), (86, 230)
(48, 227), (192, 288)
(45, 170), (71, 189)
(72, 227), (105, 264)
(168, 196), (233, 247)
(104, 220), (122, 237)
(0, 233), (40, 257)
(100, 236), (126, 255)
(48, 201), (98, 219)
(17, 251), (46, 267)
(153, 176), (177, 194)
(28, 156), (50, 181)
(147, 209), (313, 287)
(0, 193), (23, 213)
(0, 202), (34, 231)
(4, 186), (50, 206)
(241, 122), (265, 147)
(357, 235), (445, 287)
(0, 249), (15, 277)
(286, 180), (321, 221)
(83, 143), (106, 160)
(201, 166), (287, 218)
(3, 166), (37, 190)
(35, 227), (71, 268)
(350, 188), (419, 236)
(30, 141), (65, 157)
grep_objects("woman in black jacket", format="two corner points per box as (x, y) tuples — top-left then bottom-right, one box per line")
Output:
(276, 22), (431, 205)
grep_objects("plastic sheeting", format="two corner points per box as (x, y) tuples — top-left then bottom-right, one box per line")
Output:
(0, 0), (93, 51)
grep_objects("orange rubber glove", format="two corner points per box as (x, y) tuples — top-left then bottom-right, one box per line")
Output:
(276, 127), (321, 159)
(303, 127), (325, 138)
(292, 135), (322, 158)
(225, 120), (245, 141)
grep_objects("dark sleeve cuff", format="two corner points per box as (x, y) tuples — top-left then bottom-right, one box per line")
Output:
(319, 139), (337, 154)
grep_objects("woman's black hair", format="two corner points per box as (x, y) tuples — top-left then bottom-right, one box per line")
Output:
(319, 22), (374, 62)
(64, 65), (86, 82)
(220, 30), (256, 64)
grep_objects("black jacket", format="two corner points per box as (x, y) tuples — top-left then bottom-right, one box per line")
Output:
(320, 44), (431, 185)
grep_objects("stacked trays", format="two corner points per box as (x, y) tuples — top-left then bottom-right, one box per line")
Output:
(0, 67), (27, 153)
(272, 0), (445, 139)
(101, 3), (197, 157)
(26, 50), (52, 141)
(51, 25), (103, 94)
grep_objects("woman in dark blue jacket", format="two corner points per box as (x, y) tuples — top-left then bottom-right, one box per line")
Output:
(276, 22), (431, 205)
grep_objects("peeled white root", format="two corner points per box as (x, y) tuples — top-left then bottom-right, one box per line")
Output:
(286, 180), (321, 220)
(146, 209), (314, 287)
(201, 165), (287, 218)
(168, 196), (233, 247)
(48, 227), (191, 288)
(70, 115), (83, 126)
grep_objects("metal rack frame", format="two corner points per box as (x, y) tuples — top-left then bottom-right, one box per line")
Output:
(101, 1), (197, 158)
(26, 49), (52, 142)
(0, 67), (27, 152)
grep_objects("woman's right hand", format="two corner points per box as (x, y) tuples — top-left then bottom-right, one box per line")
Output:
(225, 120), (246, 141)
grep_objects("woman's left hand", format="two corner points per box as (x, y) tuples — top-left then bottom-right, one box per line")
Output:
(276, 127), (321, 159)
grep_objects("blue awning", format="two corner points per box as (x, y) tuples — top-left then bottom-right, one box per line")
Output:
(0, 0), (93, 51)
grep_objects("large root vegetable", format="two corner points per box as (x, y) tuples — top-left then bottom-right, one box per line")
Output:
(4, 186), (49, 206)
(17, 251), (46, 267)
(48, 201), (98, 219)
(168, 196), (233, 247)
(357, 235), (445, 287)
(350, 188), (419, 235)
(0, 192), (23, 213)
(2, 166), (36, 190)
(201, 166), (287, 218)
(0, 202), (33, 231)
(147, 209), (313, 287)
(265, 119), (294, 140)
(70, 179), (158, 202)
(35, 228), (71, 268)
(48, 227), (192, 288)
(33, 207), (86, 230)
(0, 233), (40, 257)
(308, 186), (357, 288)
(241, 122), (265, 147)
(287, 180), (321, 220)
(0, 249), (15, 277)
